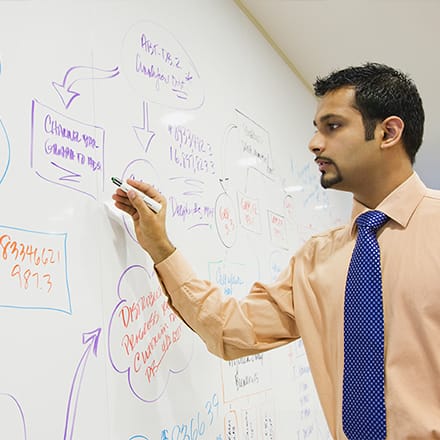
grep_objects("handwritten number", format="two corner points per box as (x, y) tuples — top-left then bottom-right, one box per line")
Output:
(11, 264), (22, 288)
(43, 274), (53, 293)
(197, 412), (205, 436)
(10, 263), (53, 293)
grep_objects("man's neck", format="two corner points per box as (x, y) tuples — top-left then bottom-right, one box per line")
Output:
(354, 169), (414, 208)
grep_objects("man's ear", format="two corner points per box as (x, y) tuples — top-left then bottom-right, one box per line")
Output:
(380, 116), (404, 148)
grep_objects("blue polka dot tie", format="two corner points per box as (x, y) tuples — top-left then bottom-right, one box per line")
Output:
(343, 210), (389, 440)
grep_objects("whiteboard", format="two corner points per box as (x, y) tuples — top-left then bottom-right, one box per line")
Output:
(0, 1), (351, 439)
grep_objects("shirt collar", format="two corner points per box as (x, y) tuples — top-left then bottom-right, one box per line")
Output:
(349, 172), (427, 236)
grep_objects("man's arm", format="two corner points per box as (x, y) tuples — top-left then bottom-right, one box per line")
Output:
(112, 179), (300, 359)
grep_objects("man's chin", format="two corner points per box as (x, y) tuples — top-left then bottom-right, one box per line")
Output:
(320, 173), (343, 189)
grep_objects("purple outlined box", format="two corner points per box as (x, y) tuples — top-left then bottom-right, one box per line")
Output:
(30, 99), (105, 199)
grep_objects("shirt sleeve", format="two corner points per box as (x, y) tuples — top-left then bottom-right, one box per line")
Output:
(155, 249), (300, 360)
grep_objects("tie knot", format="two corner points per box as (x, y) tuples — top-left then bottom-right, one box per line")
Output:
(356, 210), (389, 232)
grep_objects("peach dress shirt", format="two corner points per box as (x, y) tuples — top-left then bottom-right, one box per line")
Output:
(155, 173), (440, 439)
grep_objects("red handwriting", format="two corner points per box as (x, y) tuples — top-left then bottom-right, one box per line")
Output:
(239, 195), (259, 229)
(0, 234), (60, 266)
(118, 288), (162, 328)
(0, 233), (61, 294)
(133, 322), (169, 373)
(11, 264), (53, 293)
(145, 323), (183, 382)
(121, 309), (160, 356)
(118, 291), (183, 384)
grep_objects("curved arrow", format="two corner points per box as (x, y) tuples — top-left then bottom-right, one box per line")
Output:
(63, 328), (101, 440)
(53, 66), (119, 109)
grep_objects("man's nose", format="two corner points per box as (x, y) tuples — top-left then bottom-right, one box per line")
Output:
(308, 131), (325, 155)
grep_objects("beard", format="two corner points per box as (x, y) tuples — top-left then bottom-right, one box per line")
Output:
(319, 162), (343, 189)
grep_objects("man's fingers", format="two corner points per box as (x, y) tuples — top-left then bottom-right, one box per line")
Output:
(113, 200), (136, 217)
(127, 189), (154, 218)
(126, 179), (164, 204)
(112, 192), (137, 217)
(112, 178), (166, 220)
(112, 191), (130, 207)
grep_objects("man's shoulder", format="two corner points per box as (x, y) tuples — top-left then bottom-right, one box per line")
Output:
(297, 223), (350, 259)
(309, 222), (350, 241)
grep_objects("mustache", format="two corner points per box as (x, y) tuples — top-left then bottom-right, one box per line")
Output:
(314, 156), (334, 165)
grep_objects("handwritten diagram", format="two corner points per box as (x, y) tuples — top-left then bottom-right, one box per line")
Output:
(0, 2), (344, 438)
(30, 100), (105, 198)
(63, 329), (102, 440)
(0, 225), (71, 313)
(121, 21), (204, 110)
(108, 264), (193, 402)
(52, 65), (120, 109)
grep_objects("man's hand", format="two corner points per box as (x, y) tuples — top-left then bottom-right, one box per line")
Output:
(112, 178), (175, 263)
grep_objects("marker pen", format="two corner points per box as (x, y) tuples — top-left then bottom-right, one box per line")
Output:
(111, 177), (162, 213)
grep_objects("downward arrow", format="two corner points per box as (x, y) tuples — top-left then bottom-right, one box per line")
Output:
(133, 101), (156, 153)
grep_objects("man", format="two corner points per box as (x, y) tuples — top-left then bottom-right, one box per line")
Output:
(112, 63), (440, 439)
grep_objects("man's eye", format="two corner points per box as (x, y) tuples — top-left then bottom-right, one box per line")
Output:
(328, 123), (340, 130)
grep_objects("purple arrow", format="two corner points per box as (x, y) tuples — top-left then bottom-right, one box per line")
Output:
(63, 328), (101, 440)
(133, 101), (156, 153)
(53, 66), (119, 109)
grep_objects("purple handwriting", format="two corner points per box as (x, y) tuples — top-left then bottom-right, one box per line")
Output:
(168, 124), (212, 154)
(43, 113), (101, 172)
(169, 145), (215, 174)
(169, 196), (214, 224)
(44, 114), (98, 149)
(167, 124), (215, 175)
(31, 100), (105, 199)
(136, 32), (190, 99)
(122, 21), (204, 109)
(140, 33), (182, 69)
(136, 58), (188, 98)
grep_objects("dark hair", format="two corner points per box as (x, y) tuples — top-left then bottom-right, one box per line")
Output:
(313, 62), (424, 164)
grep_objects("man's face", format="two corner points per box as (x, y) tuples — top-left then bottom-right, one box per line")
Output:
(309, 87), (382, 193)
